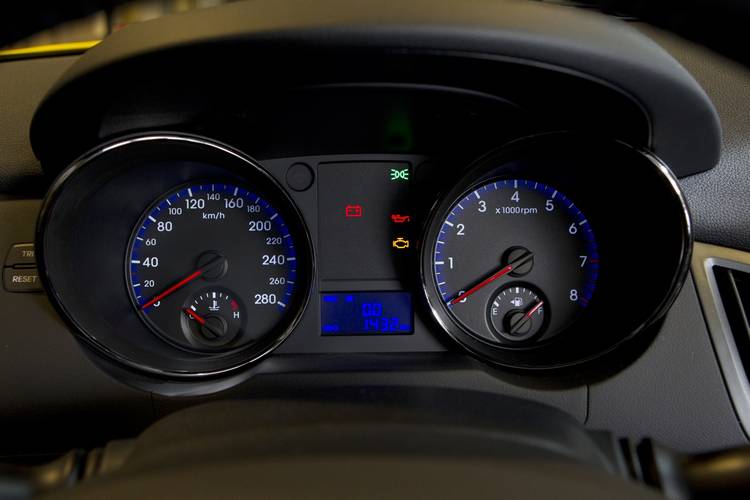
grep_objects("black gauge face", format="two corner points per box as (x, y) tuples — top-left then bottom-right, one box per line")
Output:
(431, 179), (599, 345)
(127, 182), (300, 352)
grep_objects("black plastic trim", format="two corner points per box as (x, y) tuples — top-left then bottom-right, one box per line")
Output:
(29, 0), (720, 177)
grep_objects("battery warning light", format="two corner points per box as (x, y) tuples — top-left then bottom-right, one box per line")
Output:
(344, 204), (363, 218)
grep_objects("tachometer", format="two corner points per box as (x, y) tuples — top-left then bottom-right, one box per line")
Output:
(429, 179), (599, 345)
(127, 182), (299, 352)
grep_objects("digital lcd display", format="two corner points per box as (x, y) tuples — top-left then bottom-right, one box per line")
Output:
(321, 292), (413, 335)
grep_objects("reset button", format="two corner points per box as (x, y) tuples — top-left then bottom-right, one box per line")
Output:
(3, 268), (43, 292)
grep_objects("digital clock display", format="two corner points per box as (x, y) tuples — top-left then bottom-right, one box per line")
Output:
(321, 292), (413, 335)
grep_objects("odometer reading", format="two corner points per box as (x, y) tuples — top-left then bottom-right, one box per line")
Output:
(432, 179), (599, 344)
(127, 182), (299, 352)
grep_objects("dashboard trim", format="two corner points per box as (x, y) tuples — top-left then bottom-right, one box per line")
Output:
(30, 0), (720, 177)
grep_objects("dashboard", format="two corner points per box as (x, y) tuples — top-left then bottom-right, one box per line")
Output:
(38, 132), (689, 382)
(2, 0), (750, 459)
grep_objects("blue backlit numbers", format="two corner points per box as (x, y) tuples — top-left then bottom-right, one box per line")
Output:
(362, 302), (400, 332)
(320, 292), (413, 335)
(362, 302), (383, 317)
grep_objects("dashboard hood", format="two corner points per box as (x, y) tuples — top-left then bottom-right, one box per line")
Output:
(30, 0), (720, 177)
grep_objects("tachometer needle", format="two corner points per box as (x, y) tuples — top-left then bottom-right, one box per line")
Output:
(449, 251), (534, 305)
(183, 308), (206, 325)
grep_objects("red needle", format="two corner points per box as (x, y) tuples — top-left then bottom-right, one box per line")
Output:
(448, 251), (534, 305)
(449, 265), (513, 305)
(525, 300), (545, 319)
(184, 308), (207, 325)
(140, 269), (203, 310)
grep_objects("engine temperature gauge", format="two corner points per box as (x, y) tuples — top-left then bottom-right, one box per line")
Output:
(181, 288), (245, 349)
(488, 285), (546, 342)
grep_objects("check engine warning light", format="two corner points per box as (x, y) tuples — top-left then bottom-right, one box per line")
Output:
(392, 237), (410, 250)
(344, 204), (363, 218)
(390, 214), (411, 224)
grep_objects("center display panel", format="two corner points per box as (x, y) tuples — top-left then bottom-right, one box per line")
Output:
(321, 292), (413, 335)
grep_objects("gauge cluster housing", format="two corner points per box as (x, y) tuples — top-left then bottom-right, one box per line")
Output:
(37, 131), (691, 385)
(26, 0), (711, 392)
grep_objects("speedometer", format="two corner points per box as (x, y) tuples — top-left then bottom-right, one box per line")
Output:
(127, 182), (300, 352)
(429, 179), (599, 345)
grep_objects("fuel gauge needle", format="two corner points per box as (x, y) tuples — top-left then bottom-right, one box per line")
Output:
(509, 300), (545, 335)
(449, 251), (534, 305)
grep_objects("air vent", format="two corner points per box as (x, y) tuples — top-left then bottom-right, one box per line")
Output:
(692, 242), (750, 437)
(713, 266), (750, 378)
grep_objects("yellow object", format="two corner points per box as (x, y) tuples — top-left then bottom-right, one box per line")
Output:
(0, 40), (100, 60)
(392, 237), (410, 250)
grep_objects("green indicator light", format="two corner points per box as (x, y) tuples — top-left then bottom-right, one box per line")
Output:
(389, 168), (410, 181)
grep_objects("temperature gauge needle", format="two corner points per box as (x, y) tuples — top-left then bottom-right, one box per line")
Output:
(509, 300), (544, 335)
(184, 308), (206, 325)
(449, 251), (534, 305)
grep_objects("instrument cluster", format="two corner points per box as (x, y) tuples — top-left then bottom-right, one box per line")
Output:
(36, 132), (691, 382)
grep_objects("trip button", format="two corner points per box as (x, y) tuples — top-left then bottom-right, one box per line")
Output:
(3, 268), (43, 292)
(5, 243), (36, 268)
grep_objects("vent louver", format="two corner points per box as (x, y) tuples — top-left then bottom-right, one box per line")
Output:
(692, 242), (750, 437)
(713, 266), (750, 378)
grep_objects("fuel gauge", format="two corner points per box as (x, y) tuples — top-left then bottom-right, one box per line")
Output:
(488, 285), (546, 342)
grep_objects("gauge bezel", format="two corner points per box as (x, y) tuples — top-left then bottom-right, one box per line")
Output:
(431, 177), (599, 349)
(419, 133), (692, 370)
(36, 133), (314, 378)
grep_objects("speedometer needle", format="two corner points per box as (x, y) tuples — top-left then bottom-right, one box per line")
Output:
(449, 251), (534, 305)
(140, 255), (225, 310)
(141, 269), (203, 310)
